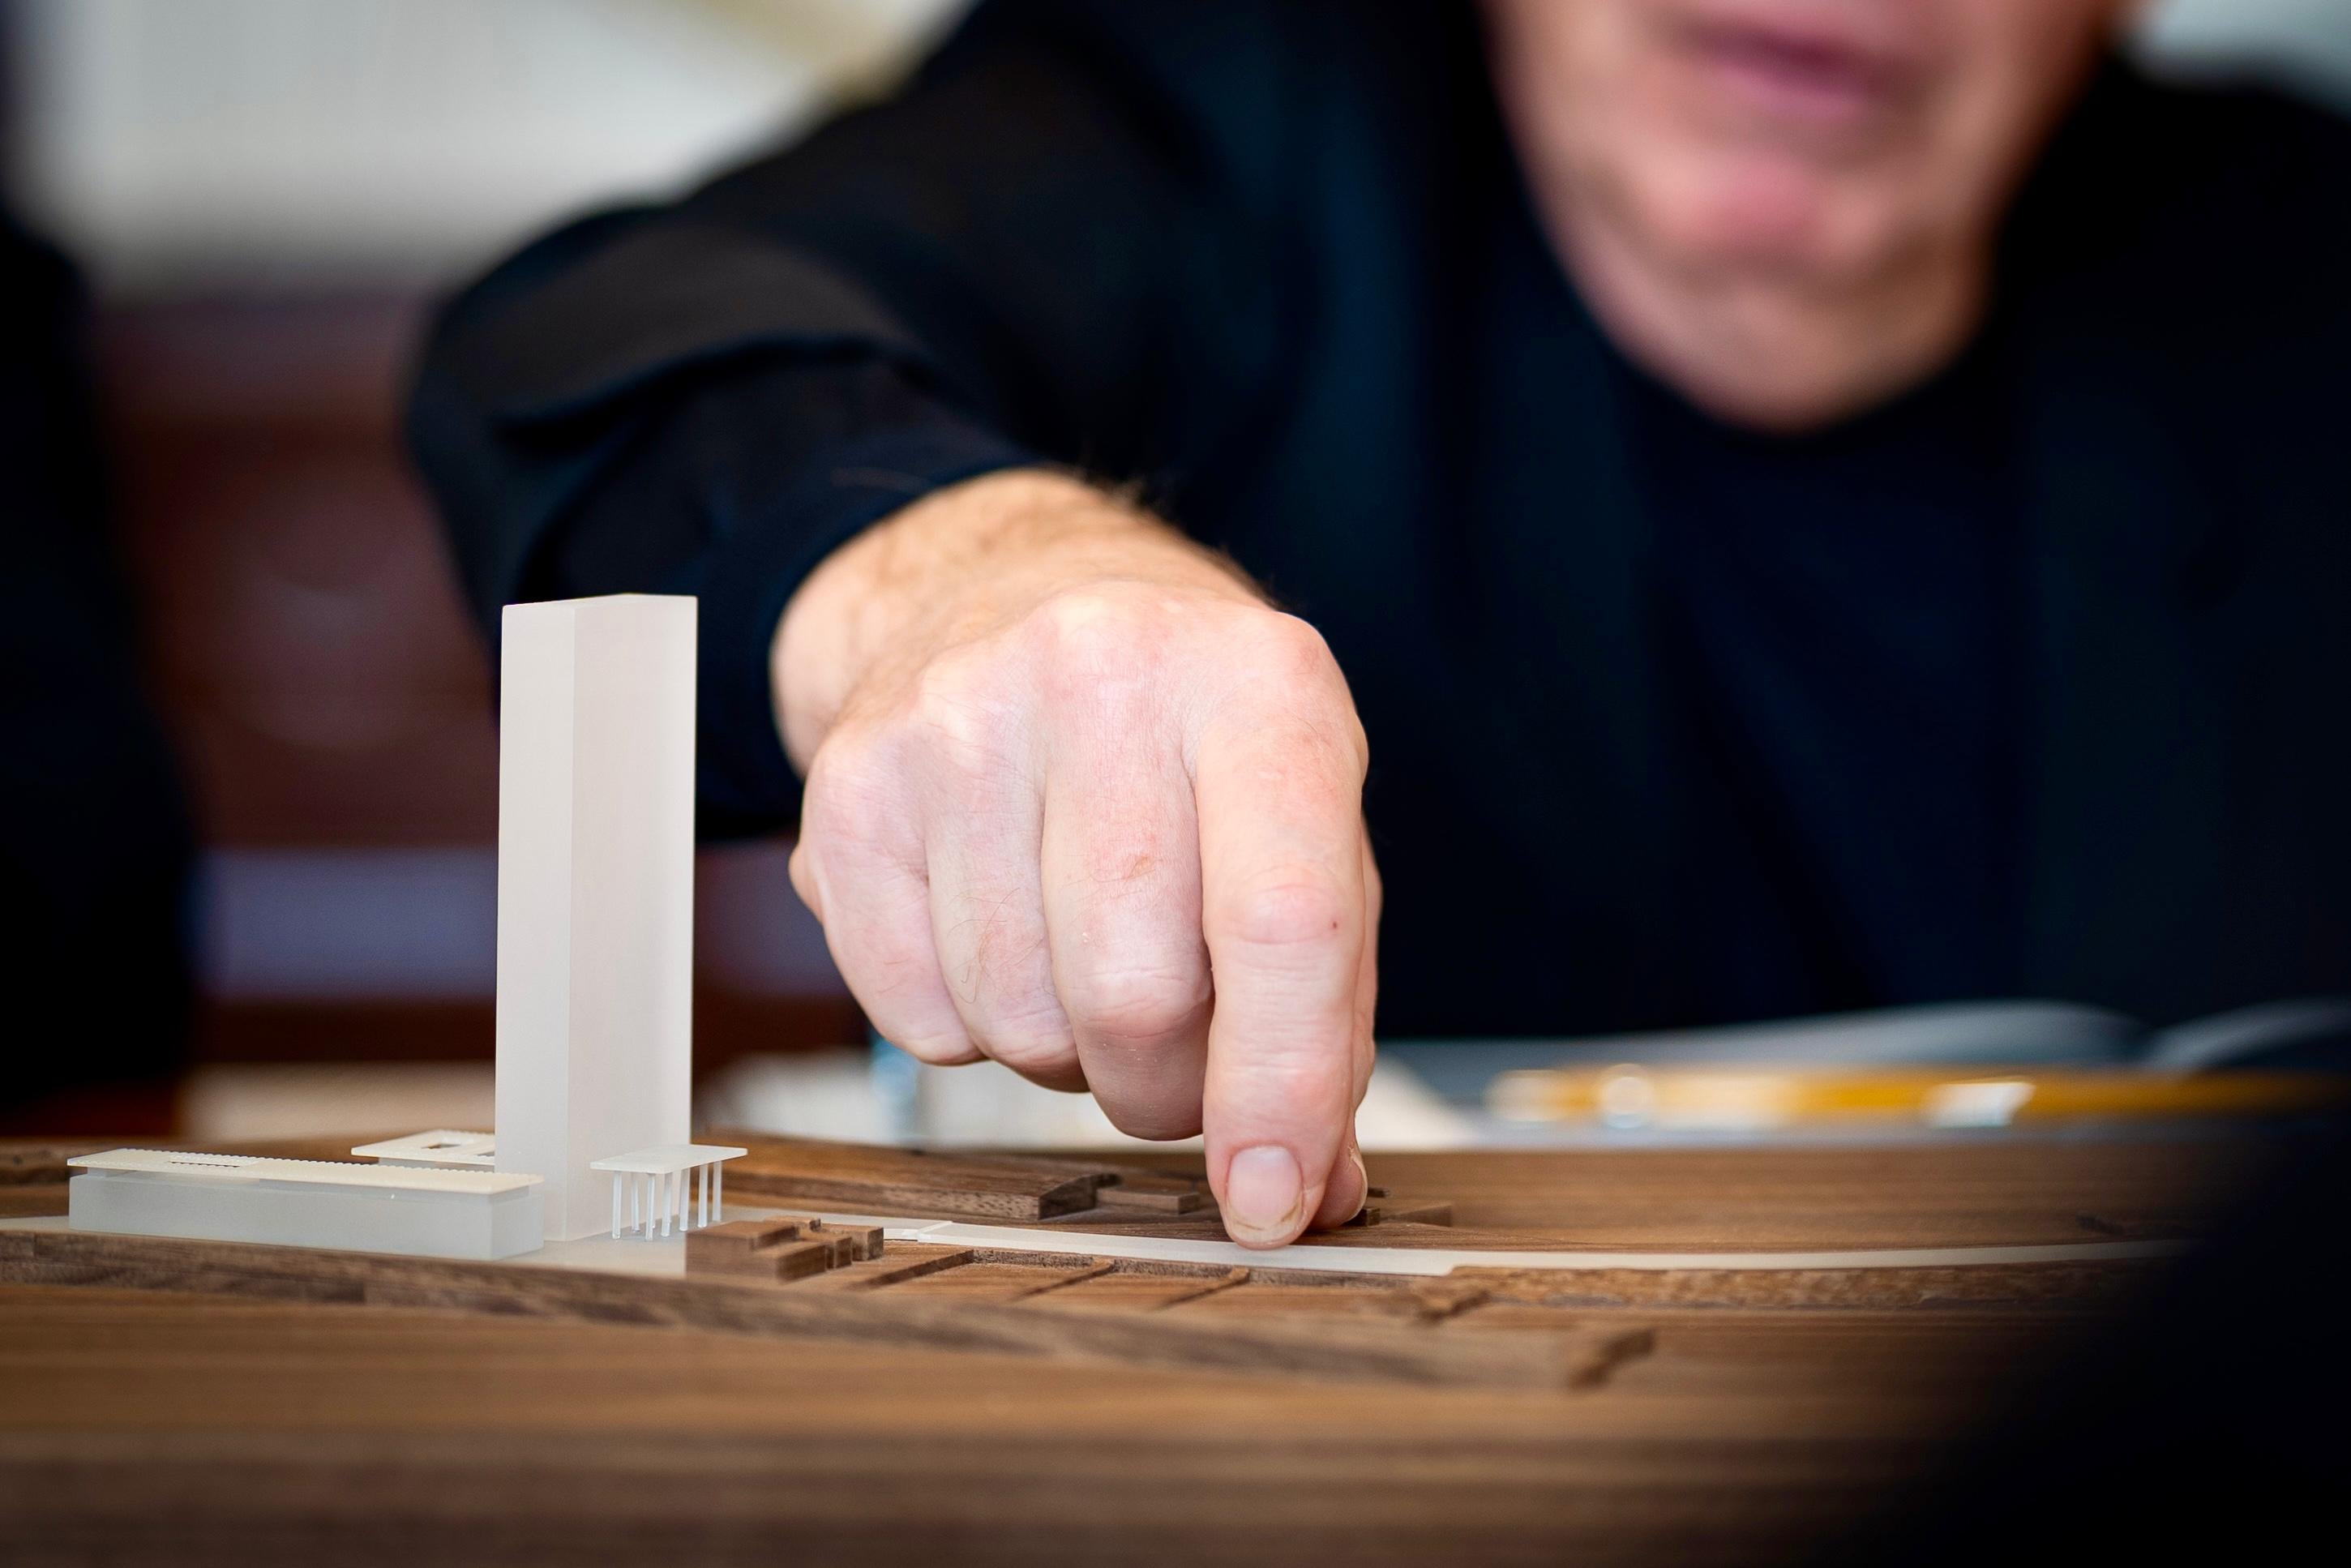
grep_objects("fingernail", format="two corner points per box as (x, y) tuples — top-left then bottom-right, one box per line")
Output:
(1347, 1146), (1369, 1219)
(1224, 1146), (1304, 1242)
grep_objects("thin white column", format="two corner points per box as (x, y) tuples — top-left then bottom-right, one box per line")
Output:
(610, 1173), (621, 1239)
(713, 1162), (722, 1223)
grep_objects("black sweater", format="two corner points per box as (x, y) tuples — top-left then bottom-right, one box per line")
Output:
(409, 0), (2351, 1038)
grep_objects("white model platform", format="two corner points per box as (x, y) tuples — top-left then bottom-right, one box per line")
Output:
(66, 1149), (545, 1261)
(350, 1130), (497, 1167)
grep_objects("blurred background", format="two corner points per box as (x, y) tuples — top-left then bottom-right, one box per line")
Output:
(2, 0), (2346, 1144)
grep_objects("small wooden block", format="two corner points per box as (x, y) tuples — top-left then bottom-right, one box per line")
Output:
(1094, 1172), (1209, 1214)
(745, 1238), (843, 1282)
(684, 1216), (809, 1278)
(712, 1134), (1112, 1220)
(820, 1223), (886, 1261)
(693, 1216), (806, 1251)
(683, 1215), (866, 1283)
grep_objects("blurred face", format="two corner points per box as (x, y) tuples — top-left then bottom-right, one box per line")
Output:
(1487, 0), (2133, 288)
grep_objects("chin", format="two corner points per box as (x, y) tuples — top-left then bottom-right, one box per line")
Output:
(1633, 141), (1903, 281)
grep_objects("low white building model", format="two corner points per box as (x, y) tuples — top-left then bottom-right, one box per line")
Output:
(66, 1149), (543, 1261)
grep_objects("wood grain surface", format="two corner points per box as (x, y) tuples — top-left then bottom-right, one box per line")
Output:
(0, 1133), (2267, 1245)
(1034, 1138), (2266, 1248)
(0, 1280), (2070, 1566)
(0, 1224), (1638, 1390)
(717, 1135), (1115, 1219)
(0, 1131), (2270, 1564)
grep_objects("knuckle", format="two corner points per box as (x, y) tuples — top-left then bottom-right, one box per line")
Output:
(1029, 587), (1158, 677)
(1227, 1034), (1351, 1103)
(1076, 817), (1168, 892)
(907, 652), (1006, 764)
(977, 1024), (1078, 1078)
(1063, 962), (1210, 1042)
(886, 1026), (981, 1067)
(948, 885), (1041, 983)
(1031, 584), (1133, 642)
(1250, 613), (1342, 687)
(786, 842), (823, 918)
(1007, 1059), (1090, 1095)
(1224, 614), (1367, 776)
(961, 987), (1075, 1073)
(1214, 874), (1352, 953)
(1097, 1095), (1203, 1142)
(799, 738), (906, 849)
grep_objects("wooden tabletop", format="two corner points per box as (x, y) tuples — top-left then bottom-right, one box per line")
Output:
(0, 1132), (2274, 1566)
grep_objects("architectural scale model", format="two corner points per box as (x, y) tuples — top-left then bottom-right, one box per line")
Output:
(590, 1143), (748, 1237)
(63, 1149), (544, 1261)
(68, 593), (734, 1259)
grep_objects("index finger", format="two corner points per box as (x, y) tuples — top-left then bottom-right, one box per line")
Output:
(1193, 663), (1369, 1248)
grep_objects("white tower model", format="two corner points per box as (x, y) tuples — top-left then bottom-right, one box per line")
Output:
(494, 594), (697, 1241)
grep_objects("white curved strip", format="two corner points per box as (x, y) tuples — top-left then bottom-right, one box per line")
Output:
(727, 1206), (2192, 1277)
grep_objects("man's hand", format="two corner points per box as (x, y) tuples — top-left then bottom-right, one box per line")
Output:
(773, 469), (1376, 1246)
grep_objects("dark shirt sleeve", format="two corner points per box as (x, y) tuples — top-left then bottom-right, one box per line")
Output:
(405, 0), (1290, 832)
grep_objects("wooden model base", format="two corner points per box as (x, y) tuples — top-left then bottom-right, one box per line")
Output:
(0, 1129), (2273, 1564)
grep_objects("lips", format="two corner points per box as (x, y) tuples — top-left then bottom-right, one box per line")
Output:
(1667, 4), (1928, 132)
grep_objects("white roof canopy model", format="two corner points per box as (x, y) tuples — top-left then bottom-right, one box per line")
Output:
(589, 1143), (746, 1240)
(588, 1144), (747, 1175)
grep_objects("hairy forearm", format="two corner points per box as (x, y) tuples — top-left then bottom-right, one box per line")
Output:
(770, 468), (1257, 771)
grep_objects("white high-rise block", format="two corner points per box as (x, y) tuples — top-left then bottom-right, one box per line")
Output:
(495, 594), (697, 1241)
